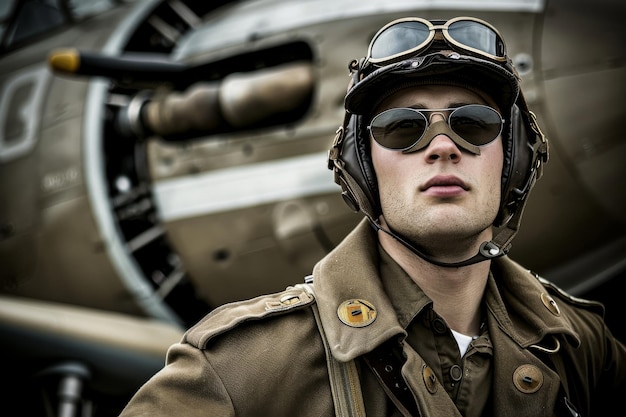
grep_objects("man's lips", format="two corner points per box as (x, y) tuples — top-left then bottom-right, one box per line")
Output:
(420, 175), (469, 195)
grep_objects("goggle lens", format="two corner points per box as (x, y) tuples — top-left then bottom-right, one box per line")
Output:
(367, 17), (507, 65)
(447, 20), (505, 58)
(369, 104), (503, 150)
(370, 22), (431, 60)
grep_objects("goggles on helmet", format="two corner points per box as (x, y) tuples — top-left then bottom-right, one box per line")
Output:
(368, 104), (504, 151)
(365, 17), (507, 69)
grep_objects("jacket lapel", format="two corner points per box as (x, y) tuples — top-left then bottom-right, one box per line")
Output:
(486, 257), (580, 416)
(313, 219), (405, 362)
(488, 322), (562, 416)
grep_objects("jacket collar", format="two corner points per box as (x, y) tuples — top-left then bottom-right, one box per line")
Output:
(487, 256), (581, 349)
(313, 219), (404, 361)
(312, 219), (580, 362)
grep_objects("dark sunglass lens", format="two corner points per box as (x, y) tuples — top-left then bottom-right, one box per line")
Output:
(447, 21), (504, 57)
(371, 109), (427, 149)
(371, 22), (431, 60)
(449, 105), (502, 145)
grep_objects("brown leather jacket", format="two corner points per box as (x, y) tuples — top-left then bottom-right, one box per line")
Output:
(119, 220), (626, 416)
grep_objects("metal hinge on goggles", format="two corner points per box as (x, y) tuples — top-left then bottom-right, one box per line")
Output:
(364, 17), (508, 69)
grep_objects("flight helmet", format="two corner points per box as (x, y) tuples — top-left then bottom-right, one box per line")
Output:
(328, 17), (549, 266)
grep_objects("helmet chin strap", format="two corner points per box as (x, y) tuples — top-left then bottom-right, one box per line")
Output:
(368, 218), (507, 268)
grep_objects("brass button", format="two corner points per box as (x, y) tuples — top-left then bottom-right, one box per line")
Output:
(337, 299), (377, 327)
(541, 293), (560, 316)
(422, 364), (438, 394)
(513, 364), (544, 393)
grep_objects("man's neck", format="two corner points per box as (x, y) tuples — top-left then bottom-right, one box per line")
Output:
(377, 229), (490, 336)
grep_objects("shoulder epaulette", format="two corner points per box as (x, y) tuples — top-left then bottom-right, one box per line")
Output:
(184, 284), (316, 348)
(535, 275), (605, 316)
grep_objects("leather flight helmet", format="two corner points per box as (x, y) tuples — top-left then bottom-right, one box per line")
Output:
(327, 17), (550, 266)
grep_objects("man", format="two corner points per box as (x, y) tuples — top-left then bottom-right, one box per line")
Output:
(119, 17), (626, 417)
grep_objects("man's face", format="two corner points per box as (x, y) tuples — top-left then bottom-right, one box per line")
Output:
(371, 84), (503, 255)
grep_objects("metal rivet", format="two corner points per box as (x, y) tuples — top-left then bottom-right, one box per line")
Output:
(279, 295), (300, 305)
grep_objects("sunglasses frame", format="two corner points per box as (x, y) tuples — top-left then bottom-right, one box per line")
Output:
(368, 104), (505, 151)
(365, 16), (508, 67)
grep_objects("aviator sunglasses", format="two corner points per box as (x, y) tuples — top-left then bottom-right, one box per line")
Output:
(368, 104), (504, 151)
(366, 17), (507, 66)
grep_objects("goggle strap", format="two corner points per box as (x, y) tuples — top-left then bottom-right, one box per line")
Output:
(328, 110), (353, 170)
(528, 110), (549, 178)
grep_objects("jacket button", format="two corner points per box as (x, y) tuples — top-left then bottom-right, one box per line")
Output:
(513, 364), (544, 393)
(541, 293), (561, 316)
(422, 364), (438, 394)
(337, 299), (377, 327)
(431, 317), (448, 334)
(449, 364), (463, 382)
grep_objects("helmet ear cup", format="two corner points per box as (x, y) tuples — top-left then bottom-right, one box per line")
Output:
(336, 115), (381, 218)
(497, 104), (533, 227)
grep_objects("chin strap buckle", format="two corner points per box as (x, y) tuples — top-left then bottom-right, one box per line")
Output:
(479, 241), (508, 259)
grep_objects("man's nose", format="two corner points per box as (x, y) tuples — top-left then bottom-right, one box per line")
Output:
(424, 134), (462, 162)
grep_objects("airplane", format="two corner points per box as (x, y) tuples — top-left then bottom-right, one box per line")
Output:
(0, 0), (624, 415)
